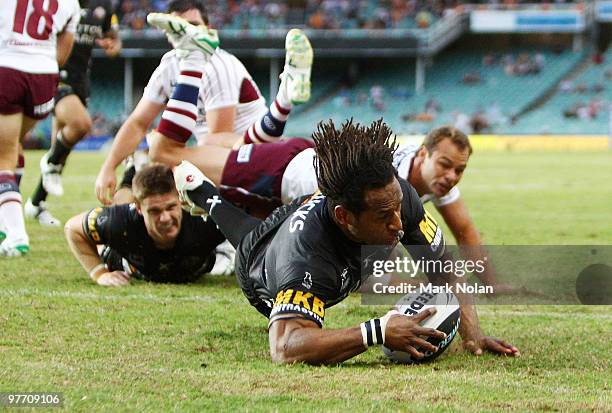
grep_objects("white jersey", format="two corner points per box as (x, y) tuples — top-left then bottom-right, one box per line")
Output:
(392, 144), (461, 207)
(143, 48), (267, 138)
(0, 0), (80, 73)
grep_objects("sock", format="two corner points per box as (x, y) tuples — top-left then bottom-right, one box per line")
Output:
(243, 98), (291, 144)
(187, 182), (261, 248)
(15, 154), (25, 187)
(47, 131), (72, 166)
(30, 179), (47, 207)
(157, 53), (205, 143)
(0, 171), (28, 244)
(276, 74), (293, 111)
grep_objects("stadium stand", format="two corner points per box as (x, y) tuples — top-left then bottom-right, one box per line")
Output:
(285, 47), (585, 136)
(505, 48), (612, 134)
(23, 0), (597, 143)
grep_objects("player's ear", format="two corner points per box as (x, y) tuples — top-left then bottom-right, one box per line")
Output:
(334, 204), (354, 227)
(135, 201), (142, 215)
(417, 145), (429, 159)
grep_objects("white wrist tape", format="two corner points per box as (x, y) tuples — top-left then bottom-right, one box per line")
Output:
(89, 264), (106, 281)
(360, 310), (399, 347)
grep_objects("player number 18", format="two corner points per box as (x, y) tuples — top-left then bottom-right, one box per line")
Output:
(13, 0), (59, 41)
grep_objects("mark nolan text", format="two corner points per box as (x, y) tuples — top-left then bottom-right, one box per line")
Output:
(371, 282), (493, 295)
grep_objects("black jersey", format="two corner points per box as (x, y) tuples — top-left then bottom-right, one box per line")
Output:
(235, 178), (446, 327)
(83, 203), (225, 283)
(63, 0), (117, 81)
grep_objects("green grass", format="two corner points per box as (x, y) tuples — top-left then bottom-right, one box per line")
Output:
(1, 150), (611, 412)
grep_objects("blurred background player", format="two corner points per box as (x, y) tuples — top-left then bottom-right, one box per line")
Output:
(0, 0), (81, 256)
(65, 163), (224, 286)
(25, 0), (122, 227)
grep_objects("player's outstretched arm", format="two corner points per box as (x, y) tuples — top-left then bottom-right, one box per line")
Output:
(438, 272), (521, 357)
(95, 99), (164, 204)
(56, 31), (75, 68)
(437, 199), (528, 296)
(268, 309), (444, 365)
(64, 213), (129, 286)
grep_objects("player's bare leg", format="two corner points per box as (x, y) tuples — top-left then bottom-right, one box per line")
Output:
(0, 113), (32, 256)
(27, 95), (92, 226)
(147, 131), (228, 185)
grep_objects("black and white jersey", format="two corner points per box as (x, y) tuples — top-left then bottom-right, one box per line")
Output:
(83, 203), (225, 283)
(237, 178), (446, 327)
(63, 0), (117, 82)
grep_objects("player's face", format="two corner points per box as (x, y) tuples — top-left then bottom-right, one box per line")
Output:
(345, 178), (404, 246)
(139, 192), (183, 247)
(419, 138), (470, 197)
(174, 9), (206, 26)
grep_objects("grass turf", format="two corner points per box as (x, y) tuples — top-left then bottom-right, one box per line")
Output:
(0, 150), (610, 412)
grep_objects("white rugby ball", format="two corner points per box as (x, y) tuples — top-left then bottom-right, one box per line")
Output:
(382, 291), (460, 364)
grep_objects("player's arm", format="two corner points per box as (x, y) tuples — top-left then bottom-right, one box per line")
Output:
(56, 2), (80, 67)
(97, 12), (121, 57)
(56, 31), (75, 68)
(269, 309), (443, 365)
(437, 197), (524, 295)
(64, 212), (129, 286)
(400, 180), (519, 357)
(266, 259), (443, 365)
(95, 98), (164, 204)
(96, 29), (121, 57)
(436, 265), (520, 357)
(436, 198), (495, 284)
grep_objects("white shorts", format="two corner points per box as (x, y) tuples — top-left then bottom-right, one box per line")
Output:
(280, 148), (318, 204)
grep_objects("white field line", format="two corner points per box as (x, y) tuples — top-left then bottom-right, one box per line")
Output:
(476, 309), (612, 320)
(0, 288), (229, 304)
(1, 289), (611, 319)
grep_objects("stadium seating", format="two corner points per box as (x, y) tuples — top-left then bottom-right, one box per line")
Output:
(286, 48), (584, 136)
(505, 49), (612, 135)
(89, 81), (125, 121)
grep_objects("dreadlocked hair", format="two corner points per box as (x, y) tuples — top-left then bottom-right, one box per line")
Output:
(312, 118), (398, 214)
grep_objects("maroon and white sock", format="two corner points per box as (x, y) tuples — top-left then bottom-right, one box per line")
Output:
(243, 98), (292, 144)
(0, 171), (28, 243)
(157, 54), (205, 143)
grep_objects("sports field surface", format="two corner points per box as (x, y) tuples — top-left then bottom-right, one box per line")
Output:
(1, 150), (610, 412)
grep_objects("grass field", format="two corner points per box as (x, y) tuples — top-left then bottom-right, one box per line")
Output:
(1, 150), (611, 412)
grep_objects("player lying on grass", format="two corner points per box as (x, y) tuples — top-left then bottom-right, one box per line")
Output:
(65, 164), (224, 286)
(173, 119), (520, 364)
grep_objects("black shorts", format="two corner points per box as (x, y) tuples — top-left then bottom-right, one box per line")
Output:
(55, 70), (90, 107)
(234, 198), (307, 318)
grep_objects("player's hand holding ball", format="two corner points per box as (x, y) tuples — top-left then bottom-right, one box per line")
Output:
(384, 308), (447, 361)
